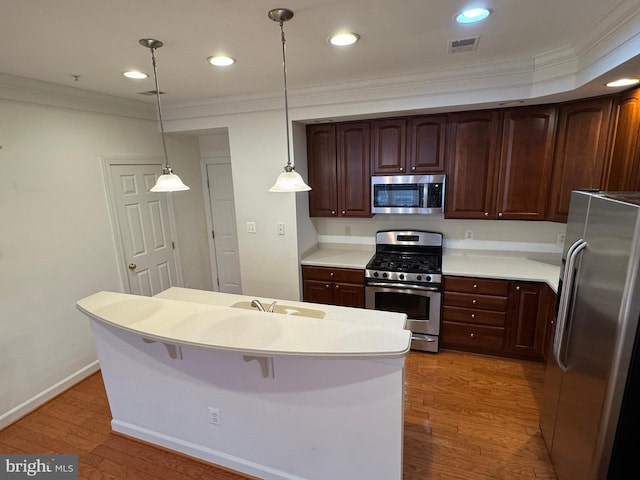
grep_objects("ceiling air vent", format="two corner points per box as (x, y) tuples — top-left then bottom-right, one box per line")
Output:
(448, 36), (479, 54)
(138, 90), (166, 96)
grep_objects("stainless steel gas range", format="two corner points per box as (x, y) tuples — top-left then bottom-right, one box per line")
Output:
(365, 230), (442, 353)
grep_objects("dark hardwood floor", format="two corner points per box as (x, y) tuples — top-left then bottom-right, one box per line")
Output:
(0, 350), (556, 479)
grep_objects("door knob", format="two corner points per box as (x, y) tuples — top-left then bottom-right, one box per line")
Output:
(128, 263), (137, 270)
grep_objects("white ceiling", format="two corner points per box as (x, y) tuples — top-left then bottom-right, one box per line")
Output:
(2, 0), (640, 111)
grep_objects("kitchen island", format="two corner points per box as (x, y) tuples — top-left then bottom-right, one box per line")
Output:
(77, 288), (410, 480)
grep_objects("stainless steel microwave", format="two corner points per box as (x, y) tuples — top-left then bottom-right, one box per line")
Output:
(371, 174), (446, 214)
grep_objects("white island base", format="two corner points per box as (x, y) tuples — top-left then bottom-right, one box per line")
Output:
(78, 288), (409, 480)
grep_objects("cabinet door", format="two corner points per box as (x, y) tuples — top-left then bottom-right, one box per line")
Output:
(505, 282), (547, 359)
(407, 115), (447, 173)
(445, 111), (501, 219)
(372, 118), (407, 174)
(496, 106), (556, 220)
(303, 279), (332, 305)
(307, 124), (338, 217)
(606, 87), (640, 191)
(337, 121), (372, 217)
(548, 97), (613, 222)
(333, 282), (365, 308)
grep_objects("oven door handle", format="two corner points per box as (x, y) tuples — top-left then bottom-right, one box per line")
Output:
(366, 282), (441, 292)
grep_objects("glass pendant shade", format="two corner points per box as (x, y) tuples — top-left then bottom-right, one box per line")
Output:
(269, 169), (311, 192)
(150, 167), (190, 192)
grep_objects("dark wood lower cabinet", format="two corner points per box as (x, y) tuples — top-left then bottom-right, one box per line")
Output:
(302, 265), (365, 308)
(441, 275), (553, 361)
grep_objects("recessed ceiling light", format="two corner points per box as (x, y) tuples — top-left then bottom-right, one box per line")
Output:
(329, 32), (360, 46)
(606, 78), (640, 88)
(455, 8), (491, 24)
(208, 55), (235, 67)
(123, 70), (148, 79)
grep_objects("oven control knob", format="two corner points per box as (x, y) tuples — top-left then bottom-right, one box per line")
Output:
(399, 274), (405, 280)
(382, 272), (388, 278)
(416, 275), (422, 281)
(373, 272), (379, 277)
(425, 275), (431, 282)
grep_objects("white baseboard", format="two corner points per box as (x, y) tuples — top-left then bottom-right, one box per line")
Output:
(0, 361), (100, 430)
(112, 419), (306, 480)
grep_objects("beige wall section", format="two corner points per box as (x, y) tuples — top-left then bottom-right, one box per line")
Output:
(0, 92), (211, 428)
(225, 110), (304, 301)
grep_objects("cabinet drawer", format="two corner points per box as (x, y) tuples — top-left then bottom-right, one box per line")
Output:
(441, 321), (505, 352)
(445, 276), (509, 295)
(443, 305), (505, 327)
(444, 292), (507, 311)
(302, 266), (364, 283)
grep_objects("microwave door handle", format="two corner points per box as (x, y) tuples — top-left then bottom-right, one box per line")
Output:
(553, 239), (587, 373)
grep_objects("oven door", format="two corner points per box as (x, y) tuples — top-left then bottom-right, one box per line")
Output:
(365, 282), (441, 337)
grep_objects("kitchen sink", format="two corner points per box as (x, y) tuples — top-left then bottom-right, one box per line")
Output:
(230, 301), (326, 319)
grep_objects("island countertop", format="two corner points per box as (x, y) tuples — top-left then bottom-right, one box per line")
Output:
(77, 288), (410, 359)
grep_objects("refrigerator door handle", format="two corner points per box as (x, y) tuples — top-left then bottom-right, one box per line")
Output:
(554, 239), (587, 373)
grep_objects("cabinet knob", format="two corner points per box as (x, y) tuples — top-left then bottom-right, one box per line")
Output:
(516, 285), (520, 291)
(325, 284), (330, 289)
(484, 212), (489, 217)
(342, 210), (346, 215)
(331, 210), (336, 215)
(330, 272), (334, 277)
(472, 299), (477, 304)
(411, 166), (416, 171)
(399, 167), (403, 171)
(470, 333), (475, 339)
(471, 313), (475, 319)
(335, 285), (340, 289)
(473, 284), (478, 289)
(498, 212), (503, 217)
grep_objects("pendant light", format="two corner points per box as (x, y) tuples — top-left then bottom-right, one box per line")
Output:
(268, 9), (311, 193)
(139, 38), (190, 193)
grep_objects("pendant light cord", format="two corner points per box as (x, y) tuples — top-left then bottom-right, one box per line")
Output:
(150, 46), (171, 173)
(278, 20), (294, 172)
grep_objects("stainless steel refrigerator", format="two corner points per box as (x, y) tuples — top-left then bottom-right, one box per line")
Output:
(540, 190), (640, 480)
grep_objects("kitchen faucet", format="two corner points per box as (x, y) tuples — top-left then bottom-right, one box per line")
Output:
(250, 299), (277, 312)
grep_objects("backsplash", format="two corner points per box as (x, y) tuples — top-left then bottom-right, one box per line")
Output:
(312, 215), (567, 256)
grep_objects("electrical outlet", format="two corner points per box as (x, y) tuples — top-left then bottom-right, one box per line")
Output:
(557, 233), (566, 247)
(277, 223), (285, 235)
(208, 407), (221, 426)
(246, 221), (256, 234)
(464, 230), (474, 240)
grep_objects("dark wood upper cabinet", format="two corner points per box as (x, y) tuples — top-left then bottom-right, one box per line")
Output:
(496, 106), (557, 220)
(307, 122), (371, 218)
(372, 118), (407, 174)
(407, 115), (447, 173)
(307, 124), (338, 217)
(548, 97), (613, 222)
(606, 87), (640, 191)
(336, 121), (372, 217)
(445, 111), (501, 219)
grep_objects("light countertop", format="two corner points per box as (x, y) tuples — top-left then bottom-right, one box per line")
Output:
(77, 288), (410, 359)
(302, 247), (560, 292)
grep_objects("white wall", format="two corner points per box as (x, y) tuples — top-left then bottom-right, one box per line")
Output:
(0, 85), (211, 428)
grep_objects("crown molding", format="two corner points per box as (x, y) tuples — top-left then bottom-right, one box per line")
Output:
(0, 73), (155, 120)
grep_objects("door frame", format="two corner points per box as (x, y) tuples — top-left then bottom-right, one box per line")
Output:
(101, 155), (185, 293)
(200, 155), (238, 292)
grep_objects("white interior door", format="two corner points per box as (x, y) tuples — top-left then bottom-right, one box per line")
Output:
(107, 162), (180, 296)
(206, 163), (242, 294)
